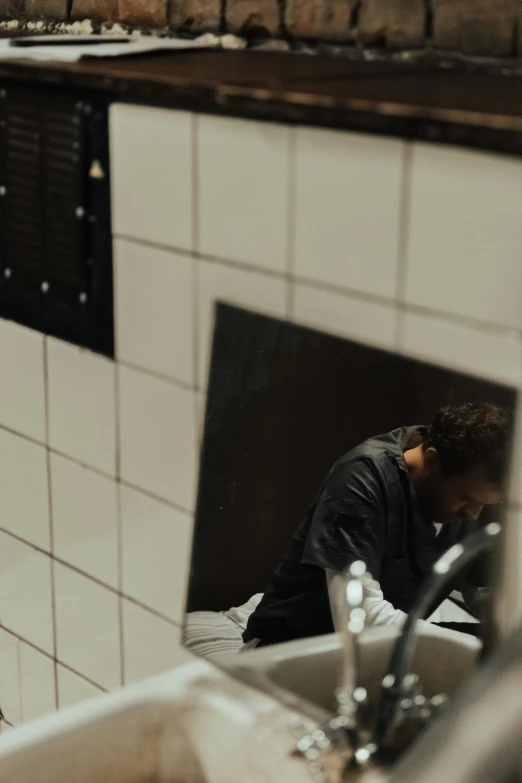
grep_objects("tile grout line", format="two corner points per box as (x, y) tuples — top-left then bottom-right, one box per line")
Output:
(286, 127), (296, 321)
(118, 478), (194, 516)
(42, 336), (59, 711)
(191, 112), (199, 257)
(113, 230), (522, 339)
(395, 141), (414, 348)
(114, 355), (125, 687)
(0, 522), (184, 627)
(0, 421), (195, 516)
(16, 637), (22, 724)
(192, 115), (201, 393)
(118, 360), (197, 392)
(0, 623), (107, 693)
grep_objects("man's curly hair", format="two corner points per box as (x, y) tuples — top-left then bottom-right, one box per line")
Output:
(423, 402), (511, 482)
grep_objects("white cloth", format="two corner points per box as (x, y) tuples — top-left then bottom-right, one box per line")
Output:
(0, 36), (210, 62)
(224, 593), (263, 629)
(183, 594), (263, 661)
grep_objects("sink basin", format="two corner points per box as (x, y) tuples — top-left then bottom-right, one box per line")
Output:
(226, 624), (481, 722)
(0, 659), (310, 783)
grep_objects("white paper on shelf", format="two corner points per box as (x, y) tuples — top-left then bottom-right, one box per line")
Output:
(0, 35), (215, 62)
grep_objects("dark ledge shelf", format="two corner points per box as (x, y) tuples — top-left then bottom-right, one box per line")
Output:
(1, 50), (522, 156)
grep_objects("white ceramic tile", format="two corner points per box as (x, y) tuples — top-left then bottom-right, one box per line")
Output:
(122, 601), (192, 685)
(47, 339), (116, 476)
(293, 128), (404, 299)
(110, 104), (193, 250)
(57, 666), (104, 710)
(401, 310), (522, 387)
(50, 454), (119, 589)
(121, 484), (193, 622)
(405, 143), (522, 331)
(115, 239), (194, 384)
(198, 115), (289, 273)
(492, 506), (522, 636)
(19, 644), (55, 723)
(54, 563), (120, 690)
(119, 365), (197, 510)
(0, 534), (53, 654)
(197, 260), (287, 388)
(294, 284), (398, 351)
(0, 320), (45, 442)
(0, 630), (21, 725)
(0, 429), (50, 550)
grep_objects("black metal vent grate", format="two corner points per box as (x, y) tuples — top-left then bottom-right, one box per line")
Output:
(0, 85), (113, 358)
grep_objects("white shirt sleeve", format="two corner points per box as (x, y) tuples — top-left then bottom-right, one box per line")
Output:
(326, 568), (407, 628)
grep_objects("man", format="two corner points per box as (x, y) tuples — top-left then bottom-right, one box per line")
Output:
(243, 403), (510, 648)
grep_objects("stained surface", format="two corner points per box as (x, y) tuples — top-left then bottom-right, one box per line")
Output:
(1, 52), (522, 155)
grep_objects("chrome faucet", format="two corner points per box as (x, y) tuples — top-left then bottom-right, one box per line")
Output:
(292, 524), (504, 779)
(291, 560), (370, 777)
(331, 560), (369, 732)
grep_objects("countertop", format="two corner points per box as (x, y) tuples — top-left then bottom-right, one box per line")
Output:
(1, 49), (522, 154)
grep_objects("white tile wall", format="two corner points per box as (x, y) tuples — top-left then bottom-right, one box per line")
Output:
(197, 259), (287, 387)
(0, 629), (21, 725)
(19, 644), (56, 723)
(294, 283), (398, 351)
(110, 105), (193, 250)
(293, 128), (404, 299)
(122, 601), (192, 685)
(54, 563), (120, 690)
(400, 311), (522, 388)
(0, 428), (50, 550)
(47, 339), (116, 476)
(115, 239), (195, 385)
(0, 534), (54, 654)
(50, 454), (119, 589)
(405, 143), (522, 331)
(198, 115), (290, 274)
(119, 364), (197, 510)
(2, 104), (522, 726)
(57, 666), (104, 710)
(120, 484), (192, 621)
(0, 320), (46, 442)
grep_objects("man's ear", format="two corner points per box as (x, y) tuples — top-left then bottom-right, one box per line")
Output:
(423, 446), (439, 473)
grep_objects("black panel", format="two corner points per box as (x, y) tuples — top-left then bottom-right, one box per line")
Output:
(188, 304), (516, 613)
(0, 84), (113, 357)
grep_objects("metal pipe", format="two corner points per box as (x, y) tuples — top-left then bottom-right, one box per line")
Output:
(387, 626), (522, 783)
(372, 523), (502, 753)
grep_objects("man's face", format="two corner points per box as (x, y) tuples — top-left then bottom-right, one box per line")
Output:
(417, 451), (503, 523)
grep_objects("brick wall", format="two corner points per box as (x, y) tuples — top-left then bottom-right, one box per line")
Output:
(2, 0), (522, 55)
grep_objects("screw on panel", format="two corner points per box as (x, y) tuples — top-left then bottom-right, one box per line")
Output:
(0, 90), (6, 99)
(84, 104), (92, 115)
(76, 206), (85, 218)
(79, 292), (88, 304)
(76, 101), (84, 110)
(41, 281), (50, 293)
(4, 268), (11, 278)
(0, 186), (6, 196)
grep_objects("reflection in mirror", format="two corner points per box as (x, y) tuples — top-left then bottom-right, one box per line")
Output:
(183, 303), (516, 761)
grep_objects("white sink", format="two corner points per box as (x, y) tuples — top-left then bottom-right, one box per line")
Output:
(0, 659), (310, 783)
(227, 624), (481, 722)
